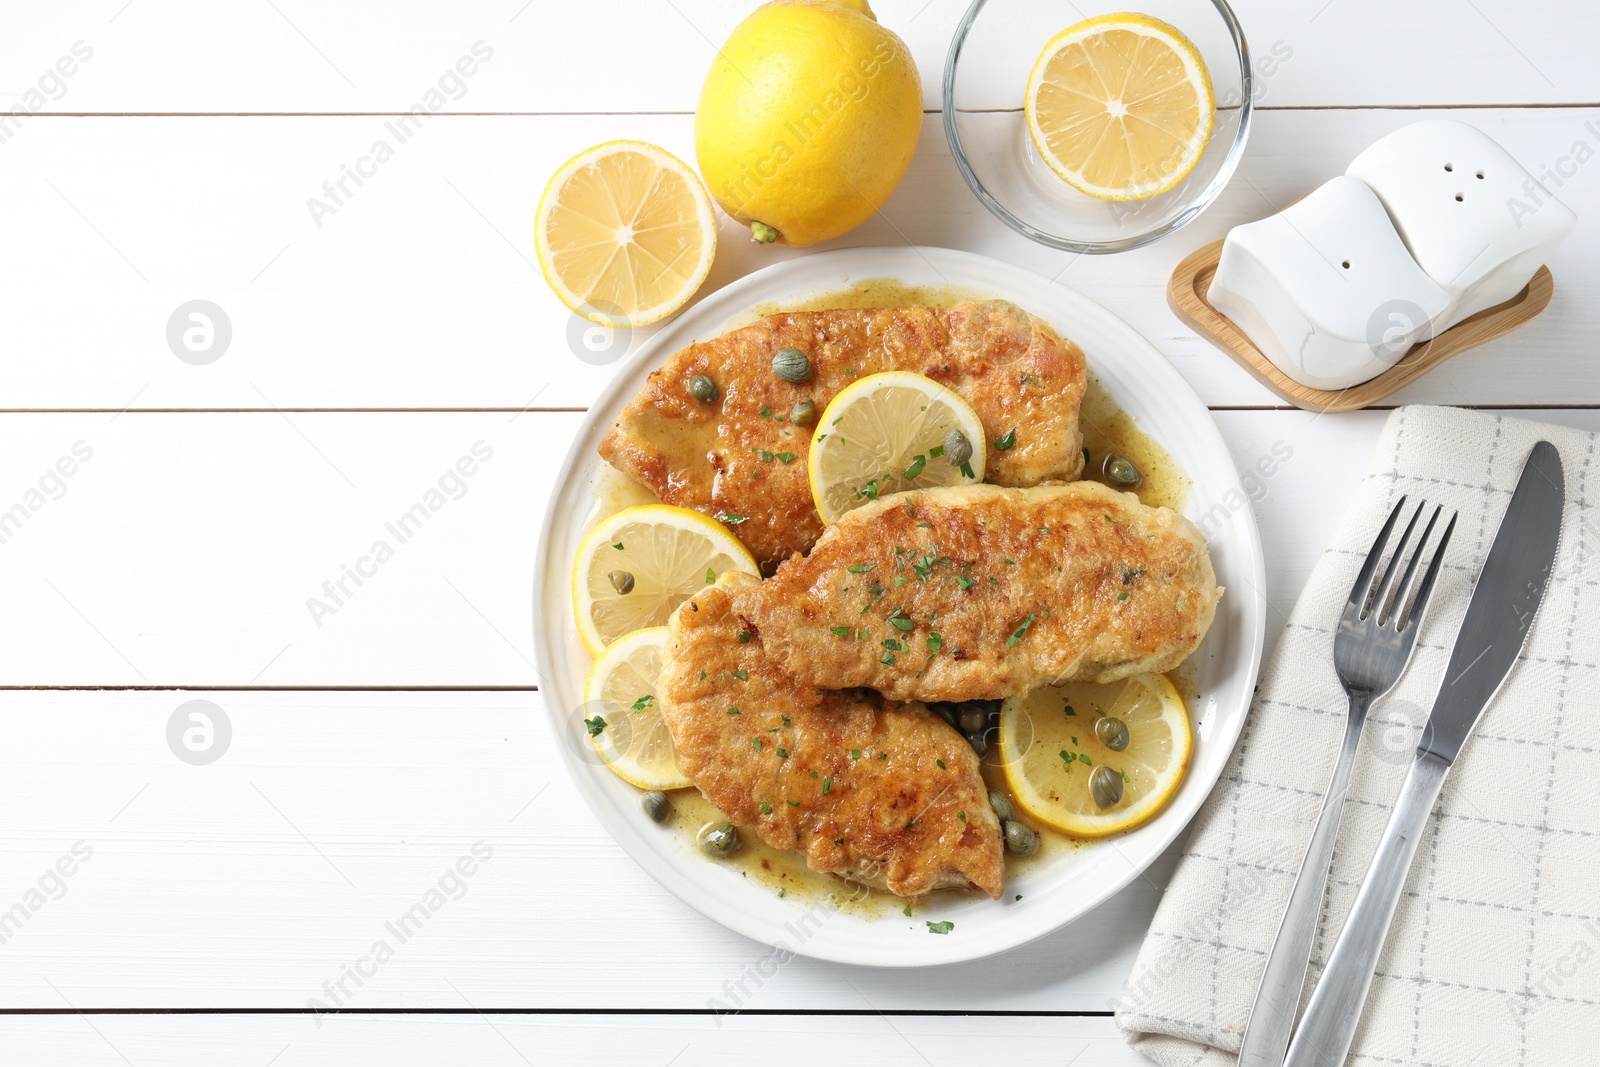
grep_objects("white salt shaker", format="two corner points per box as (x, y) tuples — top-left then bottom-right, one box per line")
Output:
(1207, 176), (1449, 391)
(1347, 119), (1576, 333)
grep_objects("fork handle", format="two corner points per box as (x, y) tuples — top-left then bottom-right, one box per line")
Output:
(1237, 691), (1369, 1067)
(1283, 751), (1451, 1067)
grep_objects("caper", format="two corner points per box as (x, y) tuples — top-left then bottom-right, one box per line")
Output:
(957, 704), (987, 734)
(697, 821), (741, 857)
(608, 569), (635, 596)
(1003, 819), (1039, 856)
(640, 790), (670, 823)
(790, 398), (817, 426)
(1102, 453), (1141, 488)
(944, 429), (973, 468)
(966, 730), (988, 758)
(772, 347), (812, 383)
(1095, 715), (1130, 752)
(987, 790), (1015, 824)
(929, 702), (960, 729)
(1089, 765), (1125, 809)
(688, 374), (718, 403)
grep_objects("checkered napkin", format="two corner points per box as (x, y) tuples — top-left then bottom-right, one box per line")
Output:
(1116, 405), (1600, 1067)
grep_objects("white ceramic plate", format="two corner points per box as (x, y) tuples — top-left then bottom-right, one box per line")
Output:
(533, 246), (1265, 967)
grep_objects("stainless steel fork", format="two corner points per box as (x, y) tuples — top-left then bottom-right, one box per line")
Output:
(1237, 496), (1456, 1067)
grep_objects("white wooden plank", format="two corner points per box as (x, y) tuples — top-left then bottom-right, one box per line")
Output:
(0, 689), (1167, 1012)
(6, 0), (1594, 114)
(1, 109), (1595, 411)
(0, 411), (562, 687)
(3, 408), (1595, 687)
(0, 1013), (1148, 1065)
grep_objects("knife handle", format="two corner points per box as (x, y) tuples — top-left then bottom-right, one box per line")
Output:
(1283, 751), (1451, 1067)
(1237, 692), (1369, 1067)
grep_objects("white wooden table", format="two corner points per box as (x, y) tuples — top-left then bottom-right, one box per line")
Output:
(2, 2), (1593, 1061)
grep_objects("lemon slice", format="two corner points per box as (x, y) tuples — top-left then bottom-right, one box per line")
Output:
(573, 504), (760, 656)
(997, 673), (1191, 838)
(535, 140), (718, 327)
(1025, 14), (1214, 201)
(808, 371), (986, 524)
(582, 626), (692, 790)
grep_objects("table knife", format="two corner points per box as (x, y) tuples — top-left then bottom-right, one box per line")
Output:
(1282, 440), (1565, 1067)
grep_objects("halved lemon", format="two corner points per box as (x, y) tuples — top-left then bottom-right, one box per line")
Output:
(1024, 14), (1214, 201)
(997, 673), (1191, 837)
(572, 504), (759, 656)
(582, 626), (691, 790)
(535, 140), (718, 327)
(808, 371), (986, 524)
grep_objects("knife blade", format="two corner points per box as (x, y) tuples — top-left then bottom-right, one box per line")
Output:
(1418, 439), (1565, 763)
(1283, 440), (1565, 1067)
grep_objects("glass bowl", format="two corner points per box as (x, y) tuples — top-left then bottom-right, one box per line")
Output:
(943, 0), (1253, 254)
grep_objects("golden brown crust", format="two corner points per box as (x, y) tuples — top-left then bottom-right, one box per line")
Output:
(600, 300), (1087, 570)
(659, 574), (1004, 899)
(735, 483), (1221, 702)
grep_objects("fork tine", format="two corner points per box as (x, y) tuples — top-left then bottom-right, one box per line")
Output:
(1398, 511), (1457, 633)
(1380, 504), (1441, 625)
(1347, 496), (1407, 612)
(1368, 500), (1425, 620)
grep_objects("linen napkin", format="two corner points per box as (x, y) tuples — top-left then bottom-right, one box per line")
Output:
(1116, 405), (1600, 1067)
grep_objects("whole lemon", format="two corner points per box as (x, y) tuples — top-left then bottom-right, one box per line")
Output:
(695, 0), (922, 247)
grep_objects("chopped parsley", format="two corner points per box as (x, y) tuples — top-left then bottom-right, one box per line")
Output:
(736, 630), (752, 643)
(903, 454), (927, 480)
(753, 737), (762, 751)
(926, 633), (943, 652)
(721, 514), (749, 524)
(955, 575), (975, 590)
(831, 626), (852, 637)
(584, 715), (606, 737)
(880, 650), (897, 664)
(776, 748), (788, 759)
(822, 776), (832, 795)
(926, 920), (954, 935)
(959, 461), (975, 479)
(890, 616), (915, 632)
(847, 563), (875, 574)
(761, 800), (773, 814)
(611, 541), (624, 550)
(775, 452), (796, 463)
(860, 479), (881, 501)
(733, 669), (748, 680)
(1117, 592), (1130, 601)
(629, 695), (654, 713)
(1007, 614), (1037, 646)
(903, 905), (913, 918)
(725, 706), (741, 715)
(850, 749), (862, 760)
(786, 799), (801, 807)
(956, 809), (965, 821)
(705, 568), (716, 585)
(759, 406), (772, 419)
(994, 429), (1016, 451)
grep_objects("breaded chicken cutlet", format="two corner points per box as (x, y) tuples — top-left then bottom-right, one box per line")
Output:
(659, 573), (1004, 899)
(600, 300), (1088, 570)
(734, 483), (1220, 703)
